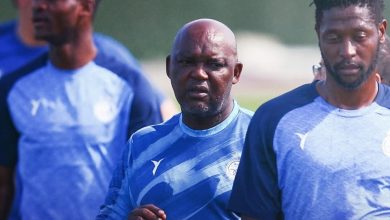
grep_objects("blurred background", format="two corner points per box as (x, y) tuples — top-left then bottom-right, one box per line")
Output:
(2, 0), (389, 111)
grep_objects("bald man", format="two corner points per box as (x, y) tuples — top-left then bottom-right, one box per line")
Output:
(97, 18), (253, 220)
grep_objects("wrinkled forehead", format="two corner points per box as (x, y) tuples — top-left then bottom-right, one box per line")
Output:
(173, 27), (235, 57)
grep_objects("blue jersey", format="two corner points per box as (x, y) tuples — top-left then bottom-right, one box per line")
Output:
(97, 102), (253, 220)
(229, 81), (390, 220)
(0, 50), (163, 219)
(0, 20), (46, 78)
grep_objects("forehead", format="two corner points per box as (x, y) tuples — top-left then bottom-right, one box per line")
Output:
(173, 28), (232, 57)
(319, 5), (376, 32)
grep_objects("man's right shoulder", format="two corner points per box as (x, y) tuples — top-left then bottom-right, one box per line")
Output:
(0, 53), (48, 97)
(253, 82), (319, 124)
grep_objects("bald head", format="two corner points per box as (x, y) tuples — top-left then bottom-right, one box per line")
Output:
(171, 18), (238, 60)
(166, 18), (242, 129)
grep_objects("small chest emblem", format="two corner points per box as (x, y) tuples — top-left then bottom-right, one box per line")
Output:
(226, 159), (240, 180)
(382, 131), (390, 157)
(93, 100), (117, 123)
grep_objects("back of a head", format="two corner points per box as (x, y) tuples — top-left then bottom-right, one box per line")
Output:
(312, 0), (385, 29)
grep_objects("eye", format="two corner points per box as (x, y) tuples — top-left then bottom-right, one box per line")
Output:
(354, 31), (367, 41)
(208, 60), (226, 69)
(324, 33), (340, 43)
(177, 58), (193, 66)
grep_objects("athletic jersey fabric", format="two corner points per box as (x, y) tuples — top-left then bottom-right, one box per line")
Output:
(0, 20), (142, 78)
(0, 50), (163, 219)
(97, 102), (253, 220)
(228, 81), (390, 219)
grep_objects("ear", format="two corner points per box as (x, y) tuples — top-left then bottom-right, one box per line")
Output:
(232, 62), (243, 84)
(166, 55), (171, 79)
(79, 0), (95, 17)
(379, 19), (387, 43)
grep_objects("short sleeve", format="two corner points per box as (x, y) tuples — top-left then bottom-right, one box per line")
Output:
(228, 106), (283, 219)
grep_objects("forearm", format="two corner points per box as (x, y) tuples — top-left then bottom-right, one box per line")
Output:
(0, 166), (14, 220)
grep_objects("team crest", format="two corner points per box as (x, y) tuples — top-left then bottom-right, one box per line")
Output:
(226, 158), (240, 180)
(382, 131), (390, 157)
(93, 99), (118, 123)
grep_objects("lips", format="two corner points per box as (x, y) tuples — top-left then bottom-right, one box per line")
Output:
(32, 15), (49, 28)
(336, 62), (361, 74)
(187, 86), (208, 98)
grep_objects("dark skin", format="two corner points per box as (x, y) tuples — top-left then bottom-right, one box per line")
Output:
(316, 5), (386, 110)
(166, 19), (242, 130)
(0, 0), (97, 219)
(0, 167), (14, 220)
(129, 19), (242, 219)
(241, 5), (386, 220)
(32, 0), (97, 69)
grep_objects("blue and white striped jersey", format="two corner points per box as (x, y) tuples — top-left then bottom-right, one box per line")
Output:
(98, 102), (253, 219)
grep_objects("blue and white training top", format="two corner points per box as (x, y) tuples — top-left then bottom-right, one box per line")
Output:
(229, 81), (390, 220)
(0, 50), (163, 219)
(97, 101), (253, 220)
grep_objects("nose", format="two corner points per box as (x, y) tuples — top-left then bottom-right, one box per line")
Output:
(32, 0), (48, 10)
(339, 40), (356, 59)
(190, 63), (208, 80)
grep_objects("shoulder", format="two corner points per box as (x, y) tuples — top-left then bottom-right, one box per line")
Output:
(93, 32), (141, 70)
(132, 114), (180, 139)
(0, 20), (16, 35)
(129, 114), (180, 152)
(0, 53), (48, 97)
(252, 82), (318, 129)
(94, 48), (146, 88)
(376, 83), (390, 109)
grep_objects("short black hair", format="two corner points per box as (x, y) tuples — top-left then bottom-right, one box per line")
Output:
(311, 0), (385, 30)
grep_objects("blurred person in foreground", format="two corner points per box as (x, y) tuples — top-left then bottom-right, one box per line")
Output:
(229, 0), (390, 219)
(0, 0), (177, 119)
(0, 0), (170, 219)
(97, 18), (253, 220)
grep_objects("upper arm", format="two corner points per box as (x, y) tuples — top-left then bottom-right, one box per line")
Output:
(128, 74), (163, 135)
(97, 141), (134, 219)
(228, 109), (283, 219)
(0, 77), (19, 168)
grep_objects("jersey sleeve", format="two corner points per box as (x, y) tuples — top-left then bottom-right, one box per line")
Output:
(228, 104), (283, 219)
(94, 48), (164, 137)
(127, 73), (163, 135)
(0, 73), (20, 167)
(0, 53), (48, 167)
(97, 140), (135, 219)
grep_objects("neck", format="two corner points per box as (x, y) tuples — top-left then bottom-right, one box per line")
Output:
(49, 28), (96, 69)
(182, 99), (234, 130)
(317, 74), (379, 110)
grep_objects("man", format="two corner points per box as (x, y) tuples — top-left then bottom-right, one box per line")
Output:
(229, 0), (390, 219)
(0, 0), (142, 77)
(0, 0), (167, 219)
(97, 18), (253, 219)
(0, 0), (177, 119)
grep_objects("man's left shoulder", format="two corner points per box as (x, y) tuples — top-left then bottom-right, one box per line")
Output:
(376, 83), (390, 108)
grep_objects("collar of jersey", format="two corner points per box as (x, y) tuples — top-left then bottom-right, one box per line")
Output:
(315, 95), (381, 117)
(46, 60), (96, 75)
(179, 100), (239, 137)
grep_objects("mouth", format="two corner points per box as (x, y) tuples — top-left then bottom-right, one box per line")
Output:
(32, 15), (49, 28)
(187, 86), (208, 99)
(336, 63), (361, 75)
